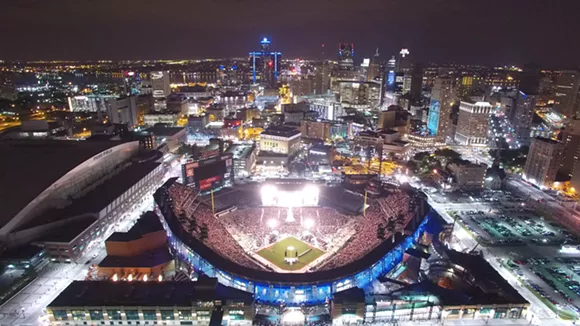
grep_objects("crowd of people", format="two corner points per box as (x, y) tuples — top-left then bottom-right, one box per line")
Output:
(168, 183), (264, 270)
(315, 191), (413, 271)
(219, 207), (354, 253)
(165, 181), (414, 273)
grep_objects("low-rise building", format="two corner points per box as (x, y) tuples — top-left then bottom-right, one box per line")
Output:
(259, 126), (301, 156)
(47, 277), (254, 326)
(441, 160), (487, 191)
(166, 94), (188, 115)
(143, 112), (179, 126)
(144, 126), (186, 152)
(226, 143), (257, 178)
(98, 211), (173, 280)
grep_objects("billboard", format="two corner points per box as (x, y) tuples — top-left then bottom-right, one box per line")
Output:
(427, 99), (441, 136)
(386, 71), (395, 91)
(182, 162), (197, 185)
(181, 153), (233, 189)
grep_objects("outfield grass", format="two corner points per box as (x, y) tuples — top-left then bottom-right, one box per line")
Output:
(257, 236), (324, 271)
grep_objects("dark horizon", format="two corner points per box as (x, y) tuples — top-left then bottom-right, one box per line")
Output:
(2, 0), (580, 69)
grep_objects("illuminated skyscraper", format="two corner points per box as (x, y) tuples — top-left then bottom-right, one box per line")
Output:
(249, 38), (282, 87)
(427, 77), (455, 141)
(338, 43), (354, 71)
(553, 70), (580, 118)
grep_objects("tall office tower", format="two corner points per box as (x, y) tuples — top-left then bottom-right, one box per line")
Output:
(519, 63), (541, 95)
(427, 77), (455, 141)
(314, 61), (331, 95)
(151, 71), (171, 98)
(338, 43), (354, 71)
(367, 48), (382, 82)
(510, 91), (536, 143)
(508, 64), (541, 142)
(249, 38), (282, 87)
(454, 100), (493, 146)
(553, 70), (580, 118)
(523, 137), (564, 188)
(106, 96), (138, 128)
(560, 118), (580, 179)
(408, 64), (423, 101)
(396, 48), (411, 72)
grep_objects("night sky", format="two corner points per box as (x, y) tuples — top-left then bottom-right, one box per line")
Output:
(1, 0), (579, 67)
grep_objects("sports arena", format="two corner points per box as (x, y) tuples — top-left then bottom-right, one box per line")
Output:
(153, 178), (443, 323)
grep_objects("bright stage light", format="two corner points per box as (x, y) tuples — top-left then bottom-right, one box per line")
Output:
(261, 185), (277, 205)
(281, 309), (305, 324)
(304, 218), (315, 229)
(267, 218), (278, 229)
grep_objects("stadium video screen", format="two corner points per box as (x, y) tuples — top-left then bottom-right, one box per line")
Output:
(195, 160), (227, 181)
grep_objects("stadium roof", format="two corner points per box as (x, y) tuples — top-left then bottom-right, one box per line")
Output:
(48, 278), (253, 307)
(0, 140), (123, 230)
(17, 161), (160, 231)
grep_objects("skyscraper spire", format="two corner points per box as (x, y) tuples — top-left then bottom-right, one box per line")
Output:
(374, 47), (380, 57)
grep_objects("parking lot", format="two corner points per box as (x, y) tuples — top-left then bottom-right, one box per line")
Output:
(447, 206), (580, 319)
(450, 208), (578, 247)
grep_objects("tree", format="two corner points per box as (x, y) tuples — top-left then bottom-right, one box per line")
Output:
(377, 224), (386, 240)
(200, 223), (209, 242)
(385, 219), (397, 243)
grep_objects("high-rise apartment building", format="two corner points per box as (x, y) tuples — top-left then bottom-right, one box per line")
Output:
(151, 71), (171, 98)
(523, 137), (564, 188)
(560, 119), (580, 179)
(511, 91), (536, 142)
(427, 77), (455, 141)
(454, 100), (492, 146)
(106, 96), (138, 128)
(553, 70), (580, 118)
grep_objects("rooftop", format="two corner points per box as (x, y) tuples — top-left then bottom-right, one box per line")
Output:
(48, 278), (253, 308)
(225, 144), (255, 160)
(144, 126), (185, 137)
(260, 125), (301, 138)
(98, 247), (172, 268)
(107, 211), (164, 242)
(0, 140), (123, 230)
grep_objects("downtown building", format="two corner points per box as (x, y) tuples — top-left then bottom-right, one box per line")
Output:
(523, 137), (564, 188)
(454, 100), (492, 146)
(553, 70), (580, 118)
(427, 77), (456, 142)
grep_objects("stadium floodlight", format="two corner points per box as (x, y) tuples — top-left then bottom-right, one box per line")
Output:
(304, 218), (315, 229)
(261, 185), (277, 205)
(303, 185), (320, 206)
(267, 218), (278, 229)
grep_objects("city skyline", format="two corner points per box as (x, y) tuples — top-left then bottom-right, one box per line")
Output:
(2, 0), (580, 67)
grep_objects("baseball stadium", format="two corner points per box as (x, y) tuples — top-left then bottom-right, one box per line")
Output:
(153, 178), (444, 324)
